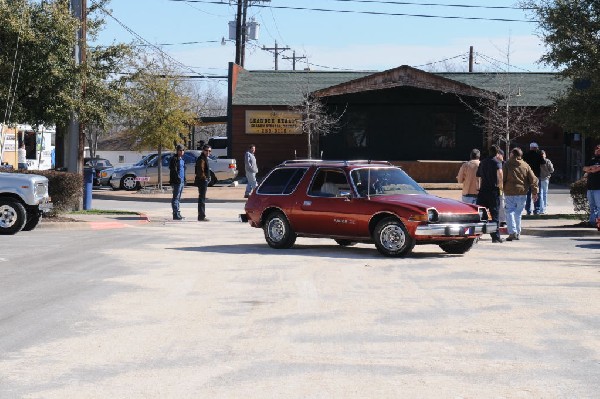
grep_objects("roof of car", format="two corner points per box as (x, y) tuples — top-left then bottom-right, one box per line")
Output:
(277, 160), (394, 168)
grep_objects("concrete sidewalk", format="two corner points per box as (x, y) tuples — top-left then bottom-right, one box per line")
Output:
(40, 184), (598, 237)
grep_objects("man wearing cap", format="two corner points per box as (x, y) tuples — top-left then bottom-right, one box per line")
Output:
(169, 144), (186, 220)
(523, 142), (544, 215)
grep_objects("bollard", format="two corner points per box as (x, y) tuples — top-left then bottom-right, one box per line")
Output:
(83, 167), (94, 210)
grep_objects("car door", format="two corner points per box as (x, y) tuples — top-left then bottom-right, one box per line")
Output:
(295, 168), (363, 237)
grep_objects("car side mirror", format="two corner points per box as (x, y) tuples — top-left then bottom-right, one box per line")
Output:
(339, 190), (352, 200)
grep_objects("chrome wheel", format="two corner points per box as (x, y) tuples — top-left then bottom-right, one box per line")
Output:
(373, 217), (414, 257)
(121, 175), (139, 191)
(379, 224), (406, 252)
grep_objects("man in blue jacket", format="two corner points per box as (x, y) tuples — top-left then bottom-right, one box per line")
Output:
(169, 144), (186, 220)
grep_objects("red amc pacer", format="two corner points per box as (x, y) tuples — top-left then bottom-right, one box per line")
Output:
(242, 160), (497, 257)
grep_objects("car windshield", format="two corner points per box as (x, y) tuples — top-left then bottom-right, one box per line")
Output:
(135, 154), (157, 166)
(350, 167), (426, 197)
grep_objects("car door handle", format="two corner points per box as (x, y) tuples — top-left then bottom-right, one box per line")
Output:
(303, 200), (312, 206)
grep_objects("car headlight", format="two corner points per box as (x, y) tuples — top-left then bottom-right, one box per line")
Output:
(427, 208), (439, 223)
(478, 207), (490, 221)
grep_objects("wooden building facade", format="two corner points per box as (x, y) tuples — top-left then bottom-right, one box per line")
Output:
(227, 63), (572, 182)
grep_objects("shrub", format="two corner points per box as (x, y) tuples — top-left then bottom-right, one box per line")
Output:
(569, 177), (589, 221)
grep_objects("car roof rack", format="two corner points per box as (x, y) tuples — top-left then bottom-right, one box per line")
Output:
(280, 159), (392, 166)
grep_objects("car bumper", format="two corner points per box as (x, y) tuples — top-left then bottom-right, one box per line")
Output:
(109, 178), (121, 189)
(215, 170), (238, 181)
(415, 222), (497, 237)
(39, 199), (53, 213)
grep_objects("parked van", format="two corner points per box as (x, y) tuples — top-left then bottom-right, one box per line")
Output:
(208, 136), (228, 158)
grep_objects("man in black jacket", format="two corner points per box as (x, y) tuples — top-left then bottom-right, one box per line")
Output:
(169, 144), (186, 220)
(476, 145), (504, 243)
(195, 144), (212, 221)
(523, 142), (544, 214)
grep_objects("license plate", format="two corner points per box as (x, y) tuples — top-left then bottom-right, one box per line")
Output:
(463, 226), (473, 235)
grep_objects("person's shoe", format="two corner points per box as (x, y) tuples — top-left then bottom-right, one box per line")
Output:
(173, 215), (184, 220)
(491, 237), (504, 243)
(244, 194), (250, 198)
(197, 217), (209, 222)
(506, 233), (517, 241)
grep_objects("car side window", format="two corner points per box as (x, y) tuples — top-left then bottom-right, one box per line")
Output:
(309, 169), (349, 197)
(257, 167), (307, 195)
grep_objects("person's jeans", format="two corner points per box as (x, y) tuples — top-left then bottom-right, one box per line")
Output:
(587, 189), (600, 226)
(462, 195), (477, 204)
(197, 179), (209, 220)
(525, 180), (542, 214)
(539, 179), (549, 214)
(505, 195), (527, 235)
(245, 172), (257, 196)
(171, 182), (184, 217)
(477, 188), (501, 240)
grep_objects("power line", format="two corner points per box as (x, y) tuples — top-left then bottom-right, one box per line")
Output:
(167, 0), (535, 22)
(323, 0), (531, 10)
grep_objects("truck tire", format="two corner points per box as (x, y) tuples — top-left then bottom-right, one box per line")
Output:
(22, 211), (41, 231)
(0, 199), (27, 235)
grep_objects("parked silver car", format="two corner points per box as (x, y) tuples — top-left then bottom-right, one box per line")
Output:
(109, 151), (237, 191)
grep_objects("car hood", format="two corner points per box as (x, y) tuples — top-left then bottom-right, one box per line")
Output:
(113, 165), (146, 173)
(368, 193), (478, 213)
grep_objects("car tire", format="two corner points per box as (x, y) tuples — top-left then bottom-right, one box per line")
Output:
(373, 217), (415, 257)
(335, 239), (357, 247)
(208, 171), (217, 187)
(439, 238), (476, 254)
(263, 211), (297, 249)
(22, 211), (41, 231)
(0, 199), (27, 235)
(121, 175), (140, 191)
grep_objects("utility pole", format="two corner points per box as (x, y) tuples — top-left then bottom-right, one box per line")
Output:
(282, 51), (306, 71)
(262, 41), (290, 70)
(233, 0), (269, 67)
(468, 46), (474, 73)
(68, 0), (86, 175)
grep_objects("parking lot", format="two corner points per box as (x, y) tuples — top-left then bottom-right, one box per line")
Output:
(0, 187), (598, 398)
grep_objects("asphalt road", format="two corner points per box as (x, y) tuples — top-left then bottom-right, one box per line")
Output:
(0, 196), (599, 398)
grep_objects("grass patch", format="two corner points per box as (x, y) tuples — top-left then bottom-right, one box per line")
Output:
(522, 214), (582, 220)
(68, 209), (140, 216)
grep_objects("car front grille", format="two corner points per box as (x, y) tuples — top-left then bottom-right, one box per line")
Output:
(437, 213), (481, 223)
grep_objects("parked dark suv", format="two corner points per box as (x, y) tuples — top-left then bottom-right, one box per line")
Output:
(242, 160), (496, 257)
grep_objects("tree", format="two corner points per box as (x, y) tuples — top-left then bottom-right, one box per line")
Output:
(124, 54), (197, 188)
(0, 0), (79, 127)
(289, 91), (344, 159)
(456, 41), (545, 154)
(522, 0), (600, 138)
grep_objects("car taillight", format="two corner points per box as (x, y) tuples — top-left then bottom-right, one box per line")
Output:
(228, 163), (235, 169)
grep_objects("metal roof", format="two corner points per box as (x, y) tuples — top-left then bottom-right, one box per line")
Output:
(232, 69), (570, 107)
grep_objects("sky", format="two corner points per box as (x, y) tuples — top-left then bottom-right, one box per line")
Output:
(92, 0), (552, 95)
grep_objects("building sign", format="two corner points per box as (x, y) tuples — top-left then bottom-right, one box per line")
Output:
(246, 111), (301, 134)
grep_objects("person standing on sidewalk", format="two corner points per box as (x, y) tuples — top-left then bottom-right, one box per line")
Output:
(503, 147), (539, 241)
(539, 149), (554, 214)
(456, 148), (480, 204)
(169, 144), (186, 220)
(523, 142), (544, 214)
(244, 144), (258, 198)
(17, 143), (28, 170)
(476, 145), (504, 243)
(195, 144), (212, 221)
(583, 144), (600, 227)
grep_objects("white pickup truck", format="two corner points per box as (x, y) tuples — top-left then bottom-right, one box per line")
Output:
(0, 171), (52, 234)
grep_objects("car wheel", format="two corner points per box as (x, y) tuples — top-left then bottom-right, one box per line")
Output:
(439, 238), (476, 254)
(208, 171), (217, 187)
(335, 239), (357, 247)
(121, 175), (139, 191)
(263, 211), (297, 249)
(22, 211), (41, 231)
(0, 199), (27, 235)
(373, 217), (415, 257)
